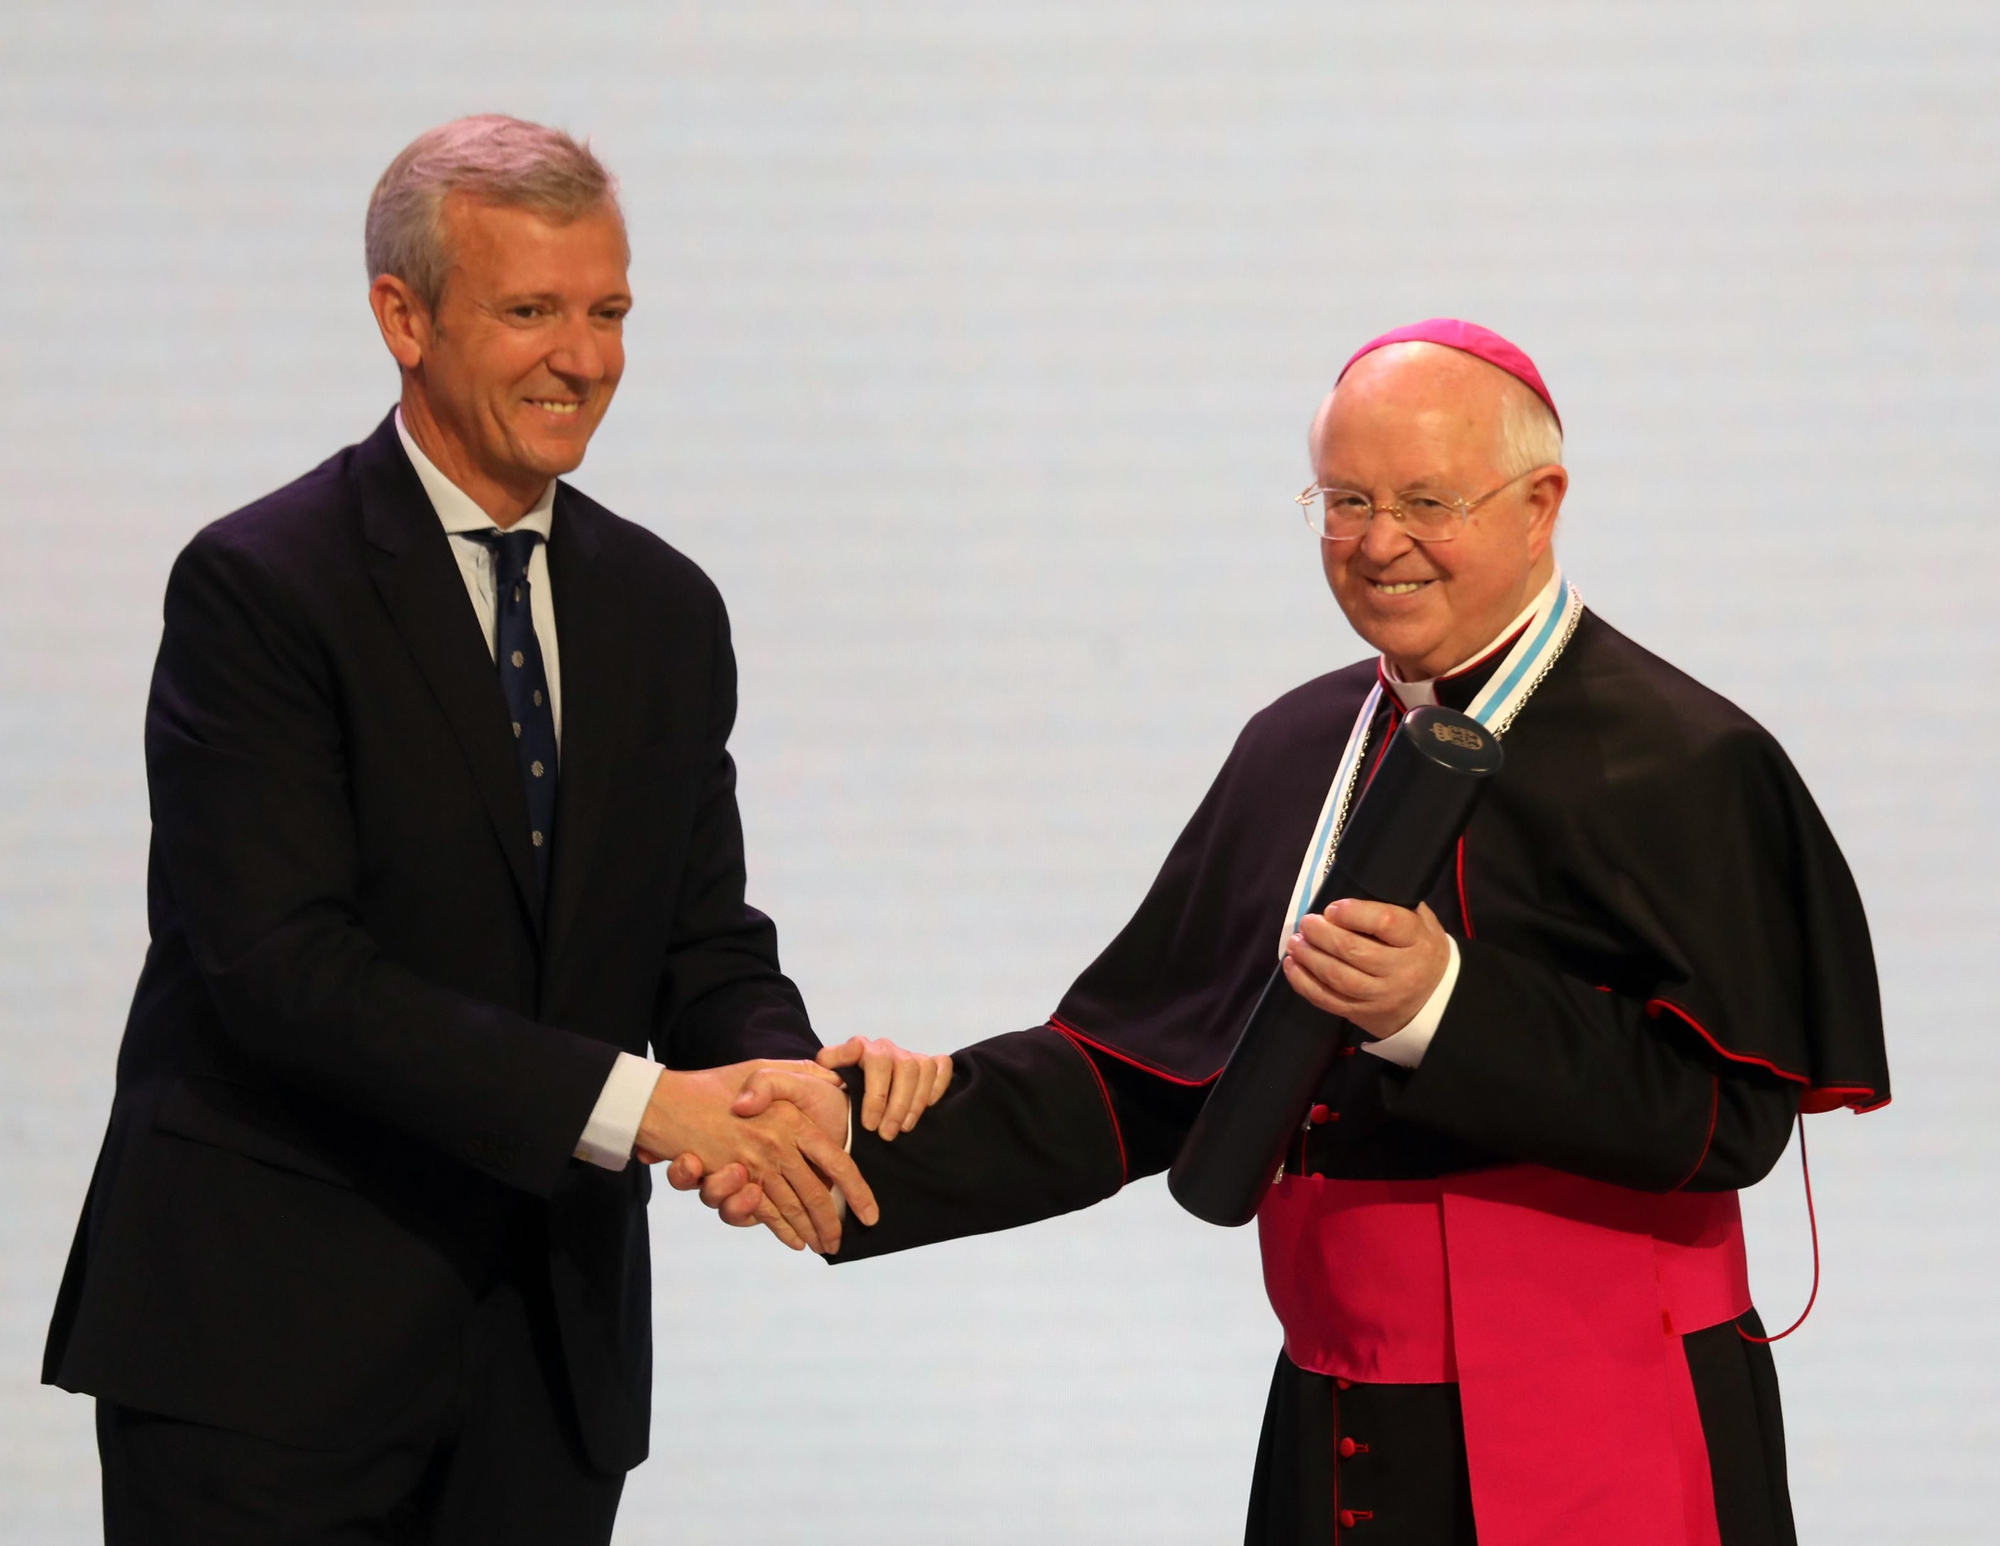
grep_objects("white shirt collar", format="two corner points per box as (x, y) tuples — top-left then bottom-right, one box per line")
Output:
(1380, 567), (1562, 709)
(394, 407), (556, 541)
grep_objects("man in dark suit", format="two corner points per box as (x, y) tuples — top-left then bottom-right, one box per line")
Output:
(42, 114), (950, 1545)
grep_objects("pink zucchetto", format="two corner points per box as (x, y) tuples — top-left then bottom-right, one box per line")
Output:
(1338, 318), (1560, 431)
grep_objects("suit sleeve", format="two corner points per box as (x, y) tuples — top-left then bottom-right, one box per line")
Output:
(652, 593), (819, 1070)
(147, 531), (619, 1197)
(829, 1027), (1131, 1263)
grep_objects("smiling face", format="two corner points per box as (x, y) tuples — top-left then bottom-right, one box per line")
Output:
(1310, 343), (1566, 680)
(371, 193), (631, 523)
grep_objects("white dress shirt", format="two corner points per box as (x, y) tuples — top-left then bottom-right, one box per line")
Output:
(1357, 570), (1561, 1069)
(395, 412), (662, 1171)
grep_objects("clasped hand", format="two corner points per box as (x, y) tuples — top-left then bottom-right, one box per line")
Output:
(637, 1037), (952, 1255)
(1279, 897), (1451, 1038)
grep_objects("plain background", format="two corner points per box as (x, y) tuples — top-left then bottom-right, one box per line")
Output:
(4, 3), (1996, 1541)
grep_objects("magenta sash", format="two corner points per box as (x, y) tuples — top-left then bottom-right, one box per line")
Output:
(1259, 1166), (1751, 1546)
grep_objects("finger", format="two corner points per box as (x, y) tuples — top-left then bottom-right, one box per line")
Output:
(765, 1057), (844, 1087)
(858, 1041), (894, 1133)
(880, 1055), (926, 1141)
(666, 1153), (707, 1191)
(913, 1054), (954, 1127)
(696, 1162), (751, 1207)
(815, 1036), (867, 1070)
(773, 1150), (843, 1255)
(746, 1068), (850, 1130)
(1326, 897), (1423, 947)
(715, 1181), (763, 1226)
(1297, 915), (1394, 975)
(731, 1073), (778, 1117)
(899, 1057), (945, 1133)
(1282, 952), (1350, 1016)
(797, 1124), (879, 1229)
(758, 1171), (827, 1254)
(1287, 933), (1378, 1000)
(752, 1193), (807, 1251)
(1280, 948), (1376, 1020)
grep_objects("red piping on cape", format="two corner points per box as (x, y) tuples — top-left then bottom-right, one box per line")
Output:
(1644, 997), (1886, 1114)
(1464, 843), (1837, 1341)
(1347, 697), (1404, 804)
(1047, 1016), (1224, 1087)
(1051, 1025), (1129, 1187)
(1455, 835), (1473, 939)
(1669, 1075), (1720, 1193)
(1469, 847), (1883, 1113)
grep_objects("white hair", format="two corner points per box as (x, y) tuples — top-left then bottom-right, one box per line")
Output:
(364, 114), (622, 312)
(1496, 380), (1563, 477)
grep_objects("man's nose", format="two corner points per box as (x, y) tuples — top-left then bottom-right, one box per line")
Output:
(1355, 506), (1416, 564)
(545, 316), (609, 384)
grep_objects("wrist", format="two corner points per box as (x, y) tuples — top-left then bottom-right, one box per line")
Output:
(638, 1066), (698, 1158)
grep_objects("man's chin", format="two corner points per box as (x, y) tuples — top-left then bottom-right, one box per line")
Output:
(1336, 594), (1440, 655)
(510, 436), (592, 481)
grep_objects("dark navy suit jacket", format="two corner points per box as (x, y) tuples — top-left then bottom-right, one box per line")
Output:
(43, 411), (818, 1472)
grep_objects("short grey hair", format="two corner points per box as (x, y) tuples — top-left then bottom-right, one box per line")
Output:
(1497, 381), (1564, 478)
(364, 114), (622, 312)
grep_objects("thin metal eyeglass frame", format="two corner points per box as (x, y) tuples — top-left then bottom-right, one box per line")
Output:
(1295, 466), (1543, 543)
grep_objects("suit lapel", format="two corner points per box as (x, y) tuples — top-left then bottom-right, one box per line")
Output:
(354, 414), (544, 933)
(541, 488), (629, 985)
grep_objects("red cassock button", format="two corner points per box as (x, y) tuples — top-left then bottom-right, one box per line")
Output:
(1335, 1377), (1353, 1390)
(1309, 1103), (1333, 1125)
(1338, 1509), (1357, 1528)
(1338, 1436), (1357, 1458)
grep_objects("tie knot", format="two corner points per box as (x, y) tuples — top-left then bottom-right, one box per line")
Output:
(472, 527), (543, 586)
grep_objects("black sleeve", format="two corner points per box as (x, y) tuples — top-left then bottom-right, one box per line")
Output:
(829, 1027), (1128, 1264)
(1382, 939), (1801, 1192)
(653, 595), (818, 1069)
(1088, 1052), (1211, 1181)
(146, 531), (619, 1196)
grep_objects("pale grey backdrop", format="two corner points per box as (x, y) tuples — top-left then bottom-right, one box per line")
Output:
(4, 3), (1996, 1541)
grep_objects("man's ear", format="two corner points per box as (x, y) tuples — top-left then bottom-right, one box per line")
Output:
(1524, 464), (1568, 555)
(368, 274), (430, 371)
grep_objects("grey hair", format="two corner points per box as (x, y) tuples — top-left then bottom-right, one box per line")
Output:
(1496, 381), (1563, 478)
(365, 114), (622, 312)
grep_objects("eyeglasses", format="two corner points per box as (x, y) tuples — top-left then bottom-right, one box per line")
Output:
(1295, 467), (1541, 543)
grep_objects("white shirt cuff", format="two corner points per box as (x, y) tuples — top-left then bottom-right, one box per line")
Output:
(574, 1051), (665, 1171)
(1361, 936), (1461, 1069)
(832, 1098), (853, 1219)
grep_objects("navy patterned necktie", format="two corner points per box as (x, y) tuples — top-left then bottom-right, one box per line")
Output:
(471, 528), (558, 895)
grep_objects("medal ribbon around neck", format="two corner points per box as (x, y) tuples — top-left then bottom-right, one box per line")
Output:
(1279, 571), (1584, 953)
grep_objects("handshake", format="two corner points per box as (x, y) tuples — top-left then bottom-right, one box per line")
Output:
(634, 1037), (953, 1256)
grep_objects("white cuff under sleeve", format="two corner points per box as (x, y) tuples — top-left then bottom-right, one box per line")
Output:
(832, 1099), (854, 1220)
(1361, 936), (1461, 1070)
(574, 1051), (665, 1171)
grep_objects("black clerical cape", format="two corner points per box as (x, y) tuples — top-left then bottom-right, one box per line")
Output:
(832, 610), (1887, 1546)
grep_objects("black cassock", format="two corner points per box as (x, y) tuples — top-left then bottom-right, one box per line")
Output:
(831, 611), (1888, 1546)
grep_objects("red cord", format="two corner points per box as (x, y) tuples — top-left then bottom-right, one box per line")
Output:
(1738, 1114), (1819, 1344)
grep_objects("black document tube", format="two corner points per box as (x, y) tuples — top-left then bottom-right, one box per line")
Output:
(1167, 704), (1504, 1227)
